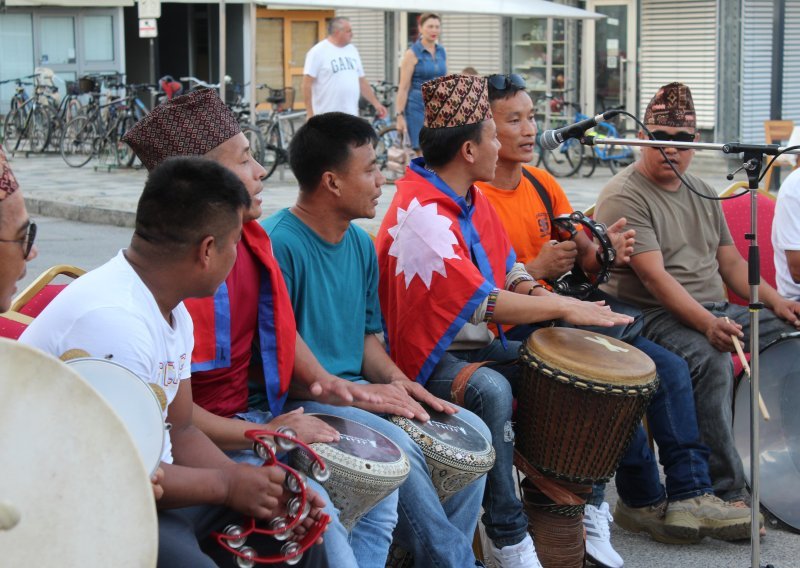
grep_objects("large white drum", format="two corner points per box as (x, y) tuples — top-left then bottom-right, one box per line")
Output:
(0, 339), (158, 567)
(67, 357), (166, 475)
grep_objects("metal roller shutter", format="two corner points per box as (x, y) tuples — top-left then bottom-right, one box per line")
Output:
(337, 8), (387, 81)
(440, 13), (504, 77)
(741, 0), (776, 144)
(639, 0), (717, 130)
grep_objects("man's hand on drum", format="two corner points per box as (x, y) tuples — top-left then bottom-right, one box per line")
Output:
(390, 378), (458, 417)
(558, 297), (635, 328)
(151, 466), (165, 501)
(304, 374), (384, 407)
(525, 240), (577, 281)
(703, 316), (743, 352)
(771, 297), (800, 329)
(606, 217), (635, 267)
(267, 407), (340, 445)
(350, 383), (435, 422)
(221, 462), (289, 519)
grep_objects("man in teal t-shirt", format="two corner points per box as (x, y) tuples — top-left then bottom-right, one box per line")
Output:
(263, 111), (491, 567)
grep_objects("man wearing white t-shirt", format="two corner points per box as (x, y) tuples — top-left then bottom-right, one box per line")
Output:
(773, 167), (800, 300)
(302, 17), (387, 118)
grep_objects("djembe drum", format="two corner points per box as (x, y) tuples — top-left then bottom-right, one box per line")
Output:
(515, 327), (658, 568)
(290, 414), (410, 531)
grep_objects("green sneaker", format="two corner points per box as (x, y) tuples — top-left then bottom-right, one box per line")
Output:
(664, 494), (756, 542)
(614, 499), (701, 544)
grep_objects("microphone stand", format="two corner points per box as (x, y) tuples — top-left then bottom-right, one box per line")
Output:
(588, 136), (800, 568)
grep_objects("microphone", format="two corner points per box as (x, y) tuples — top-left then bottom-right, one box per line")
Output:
(540, 110), (622, 151)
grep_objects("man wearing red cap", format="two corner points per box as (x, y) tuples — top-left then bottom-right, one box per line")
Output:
(376, 74), (633, 568)
(122, 88), (402, 568)
(596, 82), (800, 509)
(0, 146), (38, 313)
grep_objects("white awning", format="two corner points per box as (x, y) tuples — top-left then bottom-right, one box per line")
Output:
(258, 0), (602, 18)
(156, 0), (602, 19)
(4, 0), (133, 6)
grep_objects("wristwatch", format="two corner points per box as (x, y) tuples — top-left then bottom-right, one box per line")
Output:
(397, 110), (405, 117)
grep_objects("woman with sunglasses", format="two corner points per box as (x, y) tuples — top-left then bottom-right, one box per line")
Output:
(395, 13), (446, 150)
(0, 145), (38, 313)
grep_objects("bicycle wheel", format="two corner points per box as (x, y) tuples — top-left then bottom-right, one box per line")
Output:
(375, 125), (406, 182)
(2, 109), (24, 146)
(605, 143), (633, 175)
(542, 138), (585, 178)
(260, 122), (282, 181)
(116, 115), (138, 167)
(241, 124), (265, 166)
(60, 116), (97, 168)
(27, 107), (51, 153)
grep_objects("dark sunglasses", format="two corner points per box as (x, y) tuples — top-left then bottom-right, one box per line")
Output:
(487, 74), (526, 91)
(0, 221), (37, 259)
(650, 130), (696, 146)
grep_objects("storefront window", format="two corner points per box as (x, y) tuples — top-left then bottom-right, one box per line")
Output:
(0, 14), (34, 113)
(40, 16), (76, 65)
(84, 16), (115, 62)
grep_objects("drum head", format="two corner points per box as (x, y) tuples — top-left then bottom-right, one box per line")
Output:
(524, 327), (656, 386)
(734, 333), (800, 531)
(397, 403), (490, 453)
(67, 358), (165, 474)
(0, 339), (157, 566)
(313, 414), (404, 463)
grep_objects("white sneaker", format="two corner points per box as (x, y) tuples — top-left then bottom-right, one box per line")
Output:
(584, 502), (624, 568)
(488, 534), (543, 568)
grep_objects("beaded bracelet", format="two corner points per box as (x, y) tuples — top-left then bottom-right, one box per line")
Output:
(509, 275), (534, 292)
(484, 288), (500, 322)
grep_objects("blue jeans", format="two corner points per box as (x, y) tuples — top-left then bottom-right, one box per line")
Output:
(227, 409), (392, 568)
(284, 397), (487, 568)
(505, 326), (713, 508)
(425, 339), (530, 549)
(643, 302), (795, 501)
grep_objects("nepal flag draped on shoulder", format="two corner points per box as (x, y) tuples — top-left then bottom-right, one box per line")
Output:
(376, 160), (515, 385)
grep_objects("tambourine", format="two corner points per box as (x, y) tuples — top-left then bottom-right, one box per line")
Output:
(548, 211), (616, 300)
(213, 428), (331, 567)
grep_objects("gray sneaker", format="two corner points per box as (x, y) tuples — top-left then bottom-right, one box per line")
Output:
(613, 499), (701, 544)
(664, 494), (756, 542)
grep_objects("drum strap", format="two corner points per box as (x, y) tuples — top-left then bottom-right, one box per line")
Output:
(513, 450), (587, 507)
(450, 362), (492, 406)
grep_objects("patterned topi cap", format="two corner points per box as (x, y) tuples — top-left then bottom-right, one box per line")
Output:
(644, 82), (696, 129)
(422, 74), (493, 129)
(0, 145), (19, 201)
(122, 89), (241, 171)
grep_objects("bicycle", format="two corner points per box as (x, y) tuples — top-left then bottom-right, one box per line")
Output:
(536, 95), (586, 178)
(363, 81), (405, 181)
(255, 84), (306, 180)
(181, 76), (265, 166)
(578, 106), (634, 177)
(2, 76), (52, 154)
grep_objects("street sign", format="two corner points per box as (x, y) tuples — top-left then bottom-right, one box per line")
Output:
(138, 0), (161, 20)
(139, 18), (158, 39)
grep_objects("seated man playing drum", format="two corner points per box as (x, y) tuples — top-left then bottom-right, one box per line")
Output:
(477, 75), (754, 557)
(122, 89), (399, 568)
(0, 146), (38, 314)
(19, 158), (329, 568)
(262, 111), (491, 568)
(595, 83), (800, 508)
(375, 74), (634, 568)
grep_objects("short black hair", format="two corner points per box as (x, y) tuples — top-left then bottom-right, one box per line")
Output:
(135, 156), (250, 250)
(487, 82), (526, 103)
(289, 112), (378, 192)
(419, 122), (484, 168)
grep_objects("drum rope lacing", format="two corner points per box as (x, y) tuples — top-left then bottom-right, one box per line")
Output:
(518, 350), (659, 485)
(212, 428), (331, 567)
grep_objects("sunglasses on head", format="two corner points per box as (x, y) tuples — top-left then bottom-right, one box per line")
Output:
(487, 74), (526, 91)
(650, 130), (695, 145)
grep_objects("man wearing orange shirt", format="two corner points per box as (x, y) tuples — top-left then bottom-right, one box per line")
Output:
(477, 75), (753, 565)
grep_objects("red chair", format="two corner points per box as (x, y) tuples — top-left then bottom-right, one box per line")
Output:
(719, 182), (777, 306)
(0, 311), (34, 340)
(10, 264), (85, 318)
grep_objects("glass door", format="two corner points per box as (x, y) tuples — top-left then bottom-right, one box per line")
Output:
(37, 15), (78, 78)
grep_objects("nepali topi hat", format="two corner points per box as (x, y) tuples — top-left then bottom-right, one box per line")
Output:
(644, 82), (696, 129)
(0, 145), (19, 201)
(422, 74), (492, 129)
(122, 89), (241, 171)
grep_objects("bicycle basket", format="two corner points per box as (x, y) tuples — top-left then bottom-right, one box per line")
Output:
(267, 87), (294, 111)
(78, 77), (99, 94)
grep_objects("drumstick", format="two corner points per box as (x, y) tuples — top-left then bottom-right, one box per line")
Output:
(727, 325), (770, 421)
